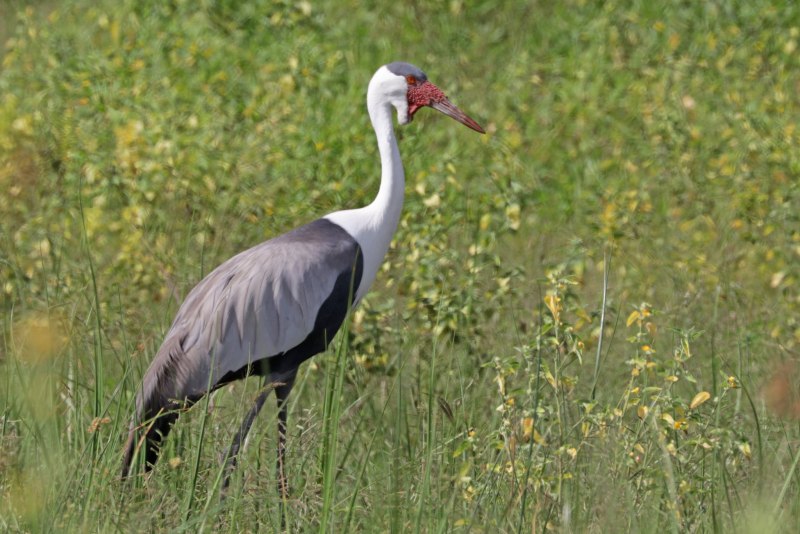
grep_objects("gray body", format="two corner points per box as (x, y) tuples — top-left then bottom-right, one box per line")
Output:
(122, 218), (363, 473)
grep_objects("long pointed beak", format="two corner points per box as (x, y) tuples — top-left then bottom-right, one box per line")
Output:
(430, 98), (485, 134)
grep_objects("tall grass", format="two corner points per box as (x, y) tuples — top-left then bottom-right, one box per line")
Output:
(2, 0), (800, 531)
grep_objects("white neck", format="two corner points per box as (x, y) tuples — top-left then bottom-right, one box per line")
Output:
(366, 96), (405, 233)
(324, 77), (406, 301)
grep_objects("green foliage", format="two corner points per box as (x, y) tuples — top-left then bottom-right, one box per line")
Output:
(2, 0), (800, 531)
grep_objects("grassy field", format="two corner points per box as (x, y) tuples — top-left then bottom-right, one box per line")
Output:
(2, 0), (799, 531)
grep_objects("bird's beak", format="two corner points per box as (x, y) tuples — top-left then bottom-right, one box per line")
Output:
(430, 97), (485, 134)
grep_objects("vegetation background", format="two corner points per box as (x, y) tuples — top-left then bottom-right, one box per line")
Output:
(1, 0), (799, 531)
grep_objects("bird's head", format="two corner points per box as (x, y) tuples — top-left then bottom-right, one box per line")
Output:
(369, 62), (485, 134)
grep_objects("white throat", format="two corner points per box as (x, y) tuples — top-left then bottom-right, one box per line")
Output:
(324, 68), (406, 302)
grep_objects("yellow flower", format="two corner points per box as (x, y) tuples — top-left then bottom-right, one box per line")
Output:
(690, 391), (711, 409)
(544, 294), (561, 322)
(505, 203), (521, 230)
(423, 193), (441, 209)
(522, 417), (533, 440)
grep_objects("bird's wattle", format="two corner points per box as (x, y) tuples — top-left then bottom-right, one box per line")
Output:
(407, 81), (447, 117)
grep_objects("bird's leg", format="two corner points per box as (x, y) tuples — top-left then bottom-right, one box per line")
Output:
(221, 381), (274, 491)
(274, 371), (297, 532)
(274, 372), (297, 501)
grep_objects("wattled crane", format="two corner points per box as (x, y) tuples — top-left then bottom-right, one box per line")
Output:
(121, 61), (484, 496)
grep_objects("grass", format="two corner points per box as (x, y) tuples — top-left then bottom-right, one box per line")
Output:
(1, 0), (800, 531)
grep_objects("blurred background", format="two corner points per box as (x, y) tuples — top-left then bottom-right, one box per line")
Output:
(1, 0), (799, 531)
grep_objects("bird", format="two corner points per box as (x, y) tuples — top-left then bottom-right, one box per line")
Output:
(120, 61), (484, 497)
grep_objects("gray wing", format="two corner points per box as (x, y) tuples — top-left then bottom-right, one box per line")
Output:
(138, 218), (362, 407)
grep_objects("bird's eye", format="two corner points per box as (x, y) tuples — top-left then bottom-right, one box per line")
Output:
(406, 75), (417, 85)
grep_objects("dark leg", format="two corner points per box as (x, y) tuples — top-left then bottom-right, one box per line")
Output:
(274, 371), (297, 501)
(222, 381), (274, 490)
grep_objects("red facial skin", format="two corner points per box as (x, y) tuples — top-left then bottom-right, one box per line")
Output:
(405, 77), (485, 133)
(407, 81), (447, 117)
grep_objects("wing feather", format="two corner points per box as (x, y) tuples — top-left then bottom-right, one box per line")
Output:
(138, 219), (361, 404)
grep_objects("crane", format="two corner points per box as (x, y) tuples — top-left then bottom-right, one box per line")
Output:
(120, 62), (484, 497)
